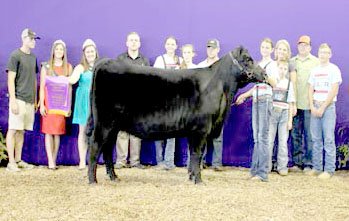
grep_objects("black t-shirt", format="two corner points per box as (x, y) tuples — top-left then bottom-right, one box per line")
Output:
(117, 52), (150, 66)
(6, 49), (38, 103)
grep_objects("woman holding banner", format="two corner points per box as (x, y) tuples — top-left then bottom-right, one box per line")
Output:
(69, 39), (99, 170)
(39, 39), (72, 170)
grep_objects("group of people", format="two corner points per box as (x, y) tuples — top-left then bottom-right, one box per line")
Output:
(4, 29), (224, 173)
(4, 28), (342, 182)
(236, 36), (342, 181)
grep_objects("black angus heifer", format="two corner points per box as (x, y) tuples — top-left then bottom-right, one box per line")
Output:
(87, 46), (267, 184)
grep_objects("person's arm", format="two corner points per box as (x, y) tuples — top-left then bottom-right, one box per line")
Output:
(39, 67), (48, 116)
(153, 56), (164, 68)
(308, 83), (316, 116)
(287, 103), (294, 130)
(68, 64), (84, 84)
(67, 64), (73, 116)
(7, 71), (18, 115)
(235, 87), (254, 105)
(289, 70), (297, 116)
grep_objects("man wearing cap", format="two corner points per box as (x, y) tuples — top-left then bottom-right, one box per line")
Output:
(197, 39), (223, 171)
(197, 39), (220, 68)
(5, 28), (40, 172)
(290, 35), (319, 172)
(115, 32), (150, 169)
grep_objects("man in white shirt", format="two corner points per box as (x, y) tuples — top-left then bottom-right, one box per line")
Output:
(197, 39), (220, 68)
(307, 43), (342, 179)
(197, 39), (223, 171)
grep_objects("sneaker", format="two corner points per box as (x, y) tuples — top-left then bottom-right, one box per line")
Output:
(318, 171), (332, 180)
(289, 165), (302, 172)
(131, 163), (146, 169)
(114, 163), (127, 169)
(250, 175), (268, 182)
(305, 169), (320, 176)
(161, 165), (175, 171)
(303, 167), (312, 173)
(278, 170), (288, 176)
(6, 162), (21, 172)
(17, 161), (34, 169)
(213, 166), (224, 172)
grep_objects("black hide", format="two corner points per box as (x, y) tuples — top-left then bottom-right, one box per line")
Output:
(87, 46), (267, 184)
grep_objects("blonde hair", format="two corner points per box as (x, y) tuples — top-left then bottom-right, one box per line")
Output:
(80, 45), (99, 71)
(127, 31), (140, 41)
(261, 37), (274, 48)
(180, 44), (195, 69)
(274, 39), (292, 61)
(319, 43), (332, 52)
(48, 42), (69, 76)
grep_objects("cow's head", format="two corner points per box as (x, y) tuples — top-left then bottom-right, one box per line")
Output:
(230, 46), (267, 87)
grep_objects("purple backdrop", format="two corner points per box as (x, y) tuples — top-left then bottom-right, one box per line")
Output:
(1, 0), (348, 167)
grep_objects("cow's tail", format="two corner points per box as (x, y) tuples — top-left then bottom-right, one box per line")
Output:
(86, 58), (110, 140)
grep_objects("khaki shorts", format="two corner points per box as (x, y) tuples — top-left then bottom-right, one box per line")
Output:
(8, 99), (35, 131)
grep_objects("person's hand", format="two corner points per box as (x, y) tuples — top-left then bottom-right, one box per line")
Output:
(40, 105), (47, 116)
(292, 106), (297, 116)
(235, 94), (246, 105)
(10, 99), (19, 115)
(317, 105), (326, 118)
(287, 120), (293, 130)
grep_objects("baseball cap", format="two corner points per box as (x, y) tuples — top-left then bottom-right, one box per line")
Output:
(53, 39), (66, 48)
(206, 39), (220, 48)
(21, 28), (40, 40)
(82, 38), (96, 50)
(298, 35), (311, 45)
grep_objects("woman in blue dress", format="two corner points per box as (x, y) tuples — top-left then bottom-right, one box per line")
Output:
(69, 39), (99, 169)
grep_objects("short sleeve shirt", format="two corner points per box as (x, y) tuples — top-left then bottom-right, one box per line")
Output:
(252, 60), (278, 98)
(117, 52), (150, 66)
(290, 54), (319, 109)
(6, 49), (38, 103)
(308, 63), (342, 102)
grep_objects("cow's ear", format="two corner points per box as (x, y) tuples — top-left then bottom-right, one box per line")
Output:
(233, 45), (243, 57)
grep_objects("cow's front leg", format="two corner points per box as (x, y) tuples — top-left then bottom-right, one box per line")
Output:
(188, 136), (206, 184)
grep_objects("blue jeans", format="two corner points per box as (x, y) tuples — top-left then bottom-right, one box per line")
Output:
(310, 103), (336, 174)
(202, 130), (223, 167)
(155, 138), (175, 168)
(268, 108), (289, 172)
(291, 109), (312, 168)
(251, 98), (271, 181)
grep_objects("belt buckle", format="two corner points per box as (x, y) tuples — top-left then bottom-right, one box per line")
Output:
(274, 107), (283, 113)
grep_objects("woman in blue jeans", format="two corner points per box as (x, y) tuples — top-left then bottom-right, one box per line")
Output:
(236, 38), (277, 181)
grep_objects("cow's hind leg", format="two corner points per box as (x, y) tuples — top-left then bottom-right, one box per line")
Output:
(88, 137), (101, 184)
(188, 136), (206, 184)
(102, 131), (120, 182)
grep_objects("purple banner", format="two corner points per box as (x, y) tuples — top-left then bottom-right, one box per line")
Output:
(45, 76), (71, 117)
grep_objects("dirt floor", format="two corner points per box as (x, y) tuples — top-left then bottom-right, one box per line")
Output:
(0, 166), (349, 221)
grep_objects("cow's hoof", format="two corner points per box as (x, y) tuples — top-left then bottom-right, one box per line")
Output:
(194, 177), (203, 185)
(88, 180), (98, 185)
(188, 174), (195, 181)
(111, 176), (121, 182)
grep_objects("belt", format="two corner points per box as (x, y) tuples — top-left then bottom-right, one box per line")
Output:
(313, 100), (333, 106)
(273, 107), (285, 113)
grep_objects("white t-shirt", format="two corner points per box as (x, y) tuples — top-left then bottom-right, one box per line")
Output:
(272, 78), (295, 109)
(197, 58), (219, 68)
(308, 63), (342, 102)
(153, 54), (183, 69)
(252, 60), (278, 99)
(186, 63), (198, 69)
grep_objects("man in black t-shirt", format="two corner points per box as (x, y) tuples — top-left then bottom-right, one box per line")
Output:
(6, 28), (40, 172)
(115, 32), (149, 169)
